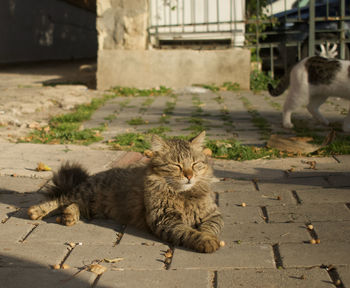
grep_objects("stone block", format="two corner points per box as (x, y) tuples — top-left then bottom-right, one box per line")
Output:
(27, 219), (123, 245)
(97, 49), (251, 90)
(216, 268), (333, 288)
(65, 243), (168, 270)
(120, 226), (164, 246)
(0, 215), (37, 243)
(0, 242), (67, 268)
(219, 189), (295, 207)
(221, 205), (265, 225)
(221, 223), (309, 245)
(0, 267), (96, 288)
(97, 269), (211, 288)
(337, 266), (350, 288)
(171, 243), (275, 269)
(312, 221), (350, 243)
(279, 242), (350, 267)
(267, 203), (350, 223)
(296, 188), (350, 204)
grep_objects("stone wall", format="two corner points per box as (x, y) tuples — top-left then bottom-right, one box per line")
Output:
(97, 0), (148, 50)
(96, 0), (251, 90)
(0, 0), (97, 64)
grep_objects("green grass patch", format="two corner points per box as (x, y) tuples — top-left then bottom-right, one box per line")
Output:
(108, 132), (284, 161)
(110, 86), (172, 97)
(20, 94), (116, 145)
(146, 126), (172, 136)
(160, 94), (177, 124)
(127, 117), (147, 125)
(109, 133), (151, 152)
(193, 82), (240, 92)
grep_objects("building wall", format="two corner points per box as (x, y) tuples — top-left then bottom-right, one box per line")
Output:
(0, 0), (97, 64)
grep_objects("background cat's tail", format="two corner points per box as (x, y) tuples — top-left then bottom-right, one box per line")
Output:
(46, 162), (89, 199)
(267, 72), (290, 97)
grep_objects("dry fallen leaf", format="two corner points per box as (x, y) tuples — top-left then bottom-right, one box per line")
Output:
(88, 264), (107, 275)
(306, 160), (317, 170)
(36, 162), (52, 172)
(103, 258), (124, 263)
(267, 134), (321, 154)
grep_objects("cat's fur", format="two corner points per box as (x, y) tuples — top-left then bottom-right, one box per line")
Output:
(28, 132), (224, 253)
(268, 56), (350, 132)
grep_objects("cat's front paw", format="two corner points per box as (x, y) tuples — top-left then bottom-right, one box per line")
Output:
(27, 205), (45, 220)
(194, 233), (221, 253)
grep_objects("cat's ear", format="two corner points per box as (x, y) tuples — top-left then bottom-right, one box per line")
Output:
(190, 131), (206, 149)
(151, 135), (168, 152)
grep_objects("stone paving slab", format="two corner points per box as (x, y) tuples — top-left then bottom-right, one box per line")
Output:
(312, 221), (350, 242)
(338, 266), (350, 288)
(296, 188), (350, 204)
(0, 214), (37, 243)
(65, 244), (168, 270)
(219, 189), (296, 207)
(0, 242), (67, 268)
(221, 205), (266, 224)
(267, 203), (350, 223)
(216, 268), (334, 288)
(221, 223), (310, 245)
(97, 269), (211, 288)
(279, 242), (350, 267)
(0, 267), (96, 288)
(0, 143), (125, 178)
(26, 219), (123, 245)
(171, 244), (275, 269)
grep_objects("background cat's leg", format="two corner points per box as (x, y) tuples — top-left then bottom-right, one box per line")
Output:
(282, 90), (301, 128)
(198, 211), (223, 236)
(307, 95), (329, 125)
(61, 203), (80, 226)
(28, 200), (60, 220)
(342, 105), (350, 132)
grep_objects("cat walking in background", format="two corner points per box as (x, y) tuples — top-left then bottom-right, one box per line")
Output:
(268, 54), (350, 132)
(28, 132), (224, 253)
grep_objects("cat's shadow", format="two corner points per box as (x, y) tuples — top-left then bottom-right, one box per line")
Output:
(0, 188), (165, 245)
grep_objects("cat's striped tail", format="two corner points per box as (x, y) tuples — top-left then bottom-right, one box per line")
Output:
(46, 162), (89, 200)
(267, 71), (290, 97)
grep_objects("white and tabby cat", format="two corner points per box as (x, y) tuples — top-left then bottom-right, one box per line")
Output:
(268, 55), (350, 132)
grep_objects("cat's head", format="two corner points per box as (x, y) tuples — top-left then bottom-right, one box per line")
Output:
(149, 131), (211, 192)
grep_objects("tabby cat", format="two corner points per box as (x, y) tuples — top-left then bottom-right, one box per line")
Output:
(268, 56), (350, 132)
(28, 132), (224, 253)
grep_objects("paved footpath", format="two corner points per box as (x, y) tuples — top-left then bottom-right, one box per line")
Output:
(0, 62), (350, 287)
(0, 142), (349, 288)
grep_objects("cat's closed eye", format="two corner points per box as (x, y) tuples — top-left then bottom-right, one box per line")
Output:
(192, 161), (206, 171)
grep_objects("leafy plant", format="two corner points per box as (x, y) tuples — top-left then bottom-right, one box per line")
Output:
(250, 70), (277, 91)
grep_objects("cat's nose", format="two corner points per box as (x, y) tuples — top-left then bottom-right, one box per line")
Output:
(186, 174), (192, 180)
(184, 169), (193, 181)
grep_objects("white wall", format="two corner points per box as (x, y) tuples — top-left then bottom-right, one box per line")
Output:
(149, 0), (245, 46)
